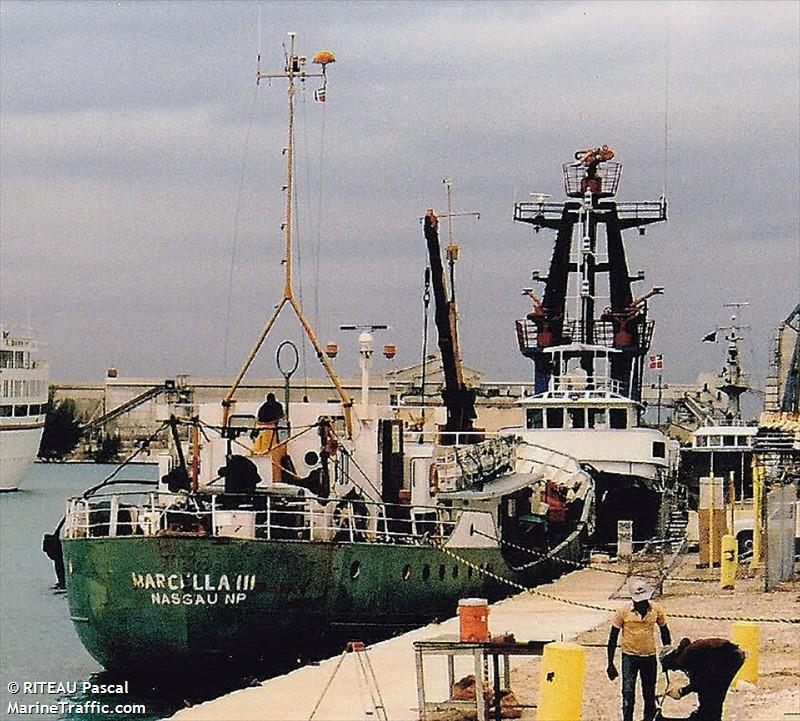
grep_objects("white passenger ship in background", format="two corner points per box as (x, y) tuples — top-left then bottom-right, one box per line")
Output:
(0, 325), (49, 491)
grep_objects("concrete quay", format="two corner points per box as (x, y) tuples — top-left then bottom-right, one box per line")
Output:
(171, 566), (622, 721)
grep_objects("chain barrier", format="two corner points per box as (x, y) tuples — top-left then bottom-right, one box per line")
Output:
(471, 528), (720, 584)
(475, 527), (761, 584)
(429, 539), (800, 626)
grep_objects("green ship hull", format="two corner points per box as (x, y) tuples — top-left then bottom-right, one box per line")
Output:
(62, 535), (572, 673)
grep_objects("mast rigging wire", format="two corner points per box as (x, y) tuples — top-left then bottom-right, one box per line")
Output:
(314, 95), (327, 333)
(297, 79), (329, 393)
(292, 108), (309, 395)
(662, 10), (671, 197)
(223, 85), (259, 372)
(420, 268), (431, 422)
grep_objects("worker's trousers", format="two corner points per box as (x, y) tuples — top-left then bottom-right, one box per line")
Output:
(621, 652), (657, 721)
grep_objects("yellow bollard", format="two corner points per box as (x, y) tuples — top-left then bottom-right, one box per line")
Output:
(732, 621), (759, 687)
(536, 642), (585, 721)
(720, 534), (737, 589)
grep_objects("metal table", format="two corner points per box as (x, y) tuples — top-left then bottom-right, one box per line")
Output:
(413, 635), (551, 721)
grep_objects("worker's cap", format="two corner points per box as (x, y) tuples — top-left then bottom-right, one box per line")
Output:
(628, 578), (654, 602)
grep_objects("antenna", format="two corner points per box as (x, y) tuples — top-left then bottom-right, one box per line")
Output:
(439, 178), (480, 303)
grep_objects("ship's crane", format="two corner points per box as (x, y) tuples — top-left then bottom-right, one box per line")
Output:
(601, 286), (665, 348)
(423, 209), (476, 441)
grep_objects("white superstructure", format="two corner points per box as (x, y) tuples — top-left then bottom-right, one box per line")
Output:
(0, 325), (49, 490)
(511, 345), (677, 482)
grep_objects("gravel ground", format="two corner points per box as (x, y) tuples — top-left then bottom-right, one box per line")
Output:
(507, 557), (800, 721)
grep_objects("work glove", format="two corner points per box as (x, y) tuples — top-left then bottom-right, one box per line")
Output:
(665, 680), (683, 700)
(606, 663), (618, 681)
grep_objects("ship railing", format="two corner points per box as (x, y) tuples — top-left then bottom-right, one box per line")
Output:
(563, 161), (622, 198)
(515, 317), (654, 358)
(63, 490), (463, 546)
(540, 378), (628, 397)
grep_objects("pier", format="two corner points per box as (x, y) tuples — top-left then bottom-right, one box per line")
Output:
(171, 557), (799, 721)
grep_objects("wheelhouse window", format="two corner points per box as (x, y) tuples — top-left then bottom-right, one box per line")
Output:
(14, 404), (28, 417)
(567, 407), (585, 429)
(0, 405), (11, 417)
(545, 408), (564, 429)
(708, 435), (722, 447)
(609, 408), (627, 429)
(588, 408), (606, 428)
(695, 435), (708, 448)
(652, 441), (666, 458)
(737, 435), (750, 447)
(723, 435), (736, 447)
(526, 408), (544, 429)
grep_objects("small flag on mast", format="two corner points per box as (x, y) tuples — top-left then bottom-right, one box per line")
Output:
(702, 330), (717, 343)
(649, 354), (663, 370)
(314, 86), (326, 102)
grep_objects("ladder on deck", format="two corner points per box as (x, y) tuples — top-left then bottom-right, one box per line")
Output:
(309, 641), (388, 721)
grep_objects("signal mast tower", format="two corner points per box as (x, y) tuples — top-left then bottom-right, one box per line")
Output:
(514, 147), (667, 402)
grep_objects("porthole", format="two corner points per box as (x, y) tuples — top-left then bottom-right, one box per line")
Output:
(422, 564), (431, 581)
(452, 565), (459, 579)
(401, 563), (411, 581)
(438, 564), (446, 581)
(350, 560), (361, 580)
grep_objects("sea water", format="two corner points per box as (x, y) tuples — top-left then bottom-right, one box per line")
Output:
(0, 463), (290, 721)
(0, 463), (172, 720)
(0, 463), (338, 721)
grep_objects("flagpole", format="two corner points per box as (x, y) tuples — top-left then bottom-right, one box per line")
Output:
(657, 372), (663, 427)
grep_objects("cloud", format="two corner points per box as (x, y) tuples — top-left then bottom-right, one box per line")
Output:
(0, 0), (797, 390)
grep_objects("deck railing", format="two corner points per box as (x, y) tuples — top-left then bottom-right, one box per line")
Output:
(63, 490), (463, 545)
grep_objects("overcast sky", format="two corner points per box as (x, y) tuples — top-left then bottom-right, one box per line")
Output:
(1, 0), (798, 393)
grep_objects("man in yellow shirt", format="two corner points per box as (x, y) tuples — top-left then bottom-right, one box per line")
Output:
(607, 578), (672, 721)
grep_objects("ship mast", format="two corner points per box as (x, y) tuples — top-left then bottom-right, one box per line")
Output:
(221, 33), (353, 437)
(716, 301), (751, 422)
(514, 147), (667, 400)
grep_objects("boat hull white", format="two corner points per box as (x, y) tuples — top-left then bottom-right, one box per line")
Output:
(0, 424), (44, 490)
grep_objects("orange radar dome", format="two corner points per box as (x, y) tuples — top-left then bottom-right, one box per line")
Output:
(312, 51), (336, 65)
